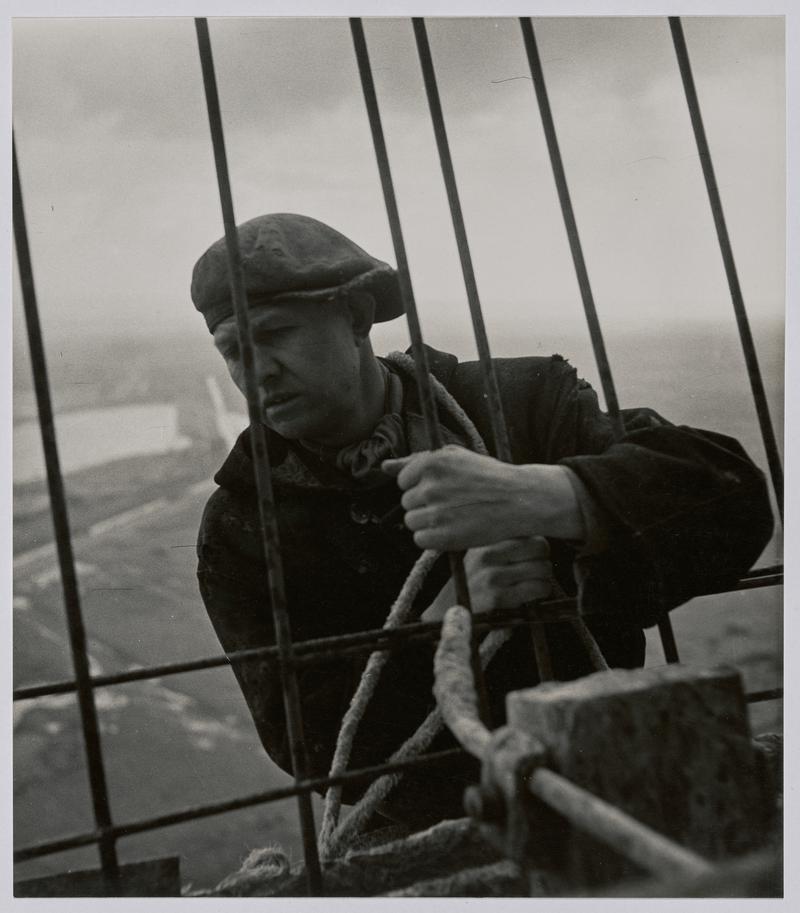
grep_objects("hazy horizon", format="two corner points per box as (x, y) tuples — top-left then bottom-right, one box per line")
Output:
(12, 16), (785, 342)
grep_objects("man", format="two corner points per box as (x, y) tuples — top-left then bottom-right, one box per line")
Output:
(192, 212), (773, 827)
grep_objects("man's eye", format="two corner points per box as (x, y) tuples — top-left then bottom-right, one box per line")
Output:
(223, 343), (240, 359)
(255, 326), (291, 341)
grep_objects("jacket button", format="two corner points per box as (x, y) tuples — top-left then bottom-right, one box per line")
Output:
(349, 504), (371, 525)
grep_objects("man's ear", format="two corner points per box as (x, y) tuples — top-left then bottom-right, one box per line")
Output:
(345, 291), (376, 342)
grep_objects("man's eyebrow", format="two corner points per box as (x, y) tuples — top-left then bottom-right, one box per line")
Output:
(250, 311), (298, 331)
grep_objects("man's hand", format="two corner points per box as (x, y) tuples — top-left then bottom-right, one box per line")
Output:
(421, 536), (553, 621)
(382, 445), (584, 550)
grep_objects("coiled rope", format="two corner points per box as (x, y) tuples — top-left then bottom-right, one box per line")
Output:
(318, 352), (608, 859)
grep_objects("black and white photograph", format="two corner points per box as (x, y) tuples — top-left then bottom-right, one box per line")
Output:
(7, 0), (791, 904)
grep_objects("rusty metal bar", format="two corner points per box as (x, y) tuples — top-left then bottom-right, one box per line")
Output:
(669, 17), (783, 524)
(12, 133), (120, 885)
(412, 16), (554, 683)
(530, 767), (715, 880)
(194, 18), (322, 894)
(518, 16), (681, 664)
(13, 564), (782, 703)
(14, 746), (466, 864)
(349, 16), (489, 722)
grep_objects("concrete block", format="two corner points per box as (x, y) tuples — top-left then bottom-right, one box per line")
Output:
(506, 664), (769, 887)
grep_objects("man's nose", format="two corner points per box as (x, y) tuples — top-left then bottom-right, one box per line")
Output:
(253, 347), (280, 383)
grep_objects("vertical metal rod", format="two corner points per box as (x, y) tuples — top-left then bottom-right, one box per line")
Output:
(519, 18), (680, 662)
(529, 616), (554, 681)
(413, 17), (555, 681)
(519, 18), (625, 440)
(669, 16), (783, 523)
(349, 18), (490, 722)
(12, 134), (120, 883)
(411, 18), (513, 463)
(657, 617), (680, 664)
(350, 21), (439, 449)
(194, 18), (322, 894)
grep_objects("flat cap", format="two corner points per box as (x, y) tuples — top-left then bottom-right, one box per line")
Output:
(191, 213), (403, 332)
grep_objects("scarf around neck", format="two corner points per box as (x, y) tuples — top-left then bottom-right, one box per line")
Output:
(274, 356), (478, 491)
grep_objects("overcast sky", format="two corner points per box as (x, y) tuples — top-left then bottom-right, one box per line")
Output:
(11, 14), (785, 361)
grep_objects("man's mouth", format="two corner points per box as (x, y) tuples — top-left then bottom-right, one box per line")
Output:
(262, 392), (299, 411)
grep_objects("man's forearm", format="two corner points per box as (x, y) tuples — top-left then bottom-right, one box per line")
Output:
(385, 447), (611, 551)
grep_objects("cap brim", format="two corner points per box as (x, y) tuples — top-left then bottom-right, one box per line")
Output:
(268, 265), (404, 323)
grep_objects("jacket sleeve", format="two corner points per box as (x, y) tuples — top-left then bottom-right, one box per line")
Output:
(536, 357), (774, 628)
(196, 488), (295, 771)
(197, 487), (357, 783)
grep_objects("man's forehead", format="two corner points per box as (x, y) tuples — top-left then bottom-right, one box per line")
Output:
(214, 299), (327, 335)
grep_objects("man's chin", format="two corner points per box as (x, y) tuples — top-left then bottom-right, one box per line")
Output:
(260, 415), (313, 443)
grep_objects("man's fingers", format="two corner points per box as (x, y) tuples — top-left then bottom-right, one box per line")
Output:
(400, 486), (428, 510)
(382, 452), (431, 490)
(469, 576), (553, 613)
(481, 559), (553, 587)
(381, 456), (413, 478)
(477, 536), (550, 564)
(494, 577), (552, 607)
(404, 506), (440, 533)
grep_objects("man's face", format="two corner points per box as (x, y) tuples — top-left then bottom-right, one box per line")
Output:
(213, 299), (363, 446)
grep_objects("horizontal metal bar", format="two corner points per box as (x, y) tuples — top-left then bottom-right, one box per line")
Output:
(530, 767), (715, 880)
(10, 603), (571, 701)
(13, 567), (782, 703)
(742, 563), (783, 579)
(745, 688), (783, 704)
(731, 573), (783, 592)
(13, 746), (465, 864)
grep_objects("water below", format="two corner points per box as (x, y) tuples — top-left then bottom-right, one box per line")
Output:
(13, 402), (191, 485)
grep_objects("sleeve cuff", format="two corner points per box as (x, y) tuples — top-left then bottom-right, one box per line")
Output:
(560, 466), (611, 555)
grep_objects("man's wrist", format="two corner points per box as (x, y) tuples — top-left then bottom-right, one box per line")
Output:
(512, 463), (587, 541)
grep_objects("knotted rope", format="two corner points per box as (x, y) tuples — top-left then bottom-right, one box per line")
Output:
(317, 353), (608, 859)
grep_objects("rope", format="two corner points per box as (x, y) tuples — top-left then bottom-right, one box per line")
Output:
(322, 625), (511, 860)
(389, 349), (606, 674)
(318, 357), (487, 859)
(318, 547), (440, 856)
(432, 606), (492, 758)
(317, 356), (607, 858)
(384, 351), (490, 457)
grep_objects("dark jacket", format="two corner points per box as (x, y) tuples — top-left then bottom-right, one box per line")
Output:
(196, 348), (772, 824)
